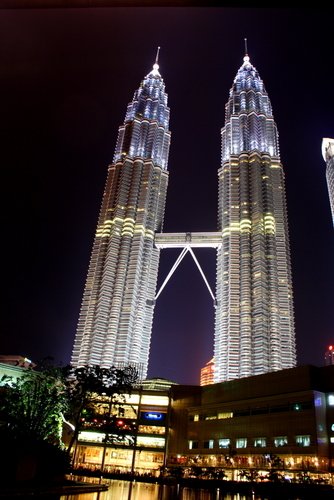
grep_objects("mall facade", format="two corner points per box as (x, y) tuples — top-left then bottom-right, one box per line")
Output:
(72, 364), (334, 480)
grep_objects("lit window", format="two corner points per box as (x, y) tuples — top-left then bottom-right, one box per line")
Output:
(78, 431), (106, 443)
(236, 438), (247, 448)
(328, 395), (334, 406)
(136, 436), (165, 448)
(330, 437), (334, 444)
(218, 412), (233, 419)
(115, 394), (140, 405)
(254, 437), (266, 447)
(274, 436), (288, 447)
(138, 425), (165, 435)
(218, 438), (231, 448)
(194, 414), (199, 422)
(295, 435), (311, 447)
(141, 395), (169, 406)
(189, 440), (198, 450)
(204, 440), (214, 449)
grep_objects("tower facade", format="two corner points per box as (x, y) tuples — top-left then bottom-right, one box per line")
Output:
(200, 357), (215, 386)
(322, 138), (334, 227)
(72, 50), (297, 384)
(71, 56), (171, 378)
(214, 53), (296, 382)
(325, 345), (334, 366)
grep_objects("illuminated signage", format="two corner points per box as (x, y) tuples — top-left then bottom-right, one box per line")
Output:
(141, 411), (165, 421)
(146, 412), (162, 420)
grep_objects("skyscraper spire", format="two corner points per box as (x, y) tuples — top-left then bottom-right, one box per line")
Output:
(243, 38), (250, 65)
(155, 46), (161, 65)
(215, 53), (296, 382)
(149, 46), (161, 77)
(71, 58), (171, 377)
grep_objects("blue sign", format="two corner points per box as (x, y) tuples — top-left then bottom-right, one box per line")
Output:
(141, 412), (165, 421)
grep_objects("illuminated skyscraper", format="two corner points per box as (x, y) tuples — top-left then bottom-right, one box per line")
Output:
(71, 52), (171, 378)
(72, 47), (297, 384)
(200, 358), (215, 386)
(214, 50), (296, 382)
(325, 345), (334, 366)
(322, 138), (334, 227)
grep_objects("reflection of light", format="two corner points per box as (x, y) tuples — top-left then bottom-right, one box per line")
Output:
(61, 412), (75, 431)
(152, 63), (160, 76)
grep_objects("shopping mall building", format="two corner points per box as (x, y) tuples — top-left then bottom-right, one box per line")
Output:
(72, 364), (334, 480)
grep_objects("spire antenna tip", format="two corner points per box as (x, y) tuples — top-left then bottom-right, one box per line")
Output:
(155, 46), (161, 65)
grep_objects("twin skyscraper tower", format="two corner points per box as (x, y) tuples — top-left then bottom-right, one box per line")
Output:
(71, 48), (296, 383)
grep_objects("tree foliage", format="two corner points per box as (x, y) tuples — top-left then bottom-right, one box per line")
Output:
(0, 363), (71, 481)
(0, 365), (68, 445)
(64, 364), (138, 454)
(0, 361), (139, 462)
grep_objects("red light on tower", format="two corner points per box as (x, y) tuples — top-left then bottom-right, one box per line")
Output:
(325, 345), (334, 366)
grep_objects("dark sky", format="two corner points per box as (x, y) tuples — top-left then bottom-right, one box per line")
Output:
(1, 7), (334, 385)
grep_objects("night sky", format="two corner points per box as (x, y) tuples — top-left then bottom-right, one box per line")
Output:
(1, 7), (334, 385)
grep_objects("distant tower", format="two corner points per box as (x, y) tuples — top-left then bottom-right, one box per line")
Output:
(71, 51), (171, 378)
(325, 345), (334, 366)
(214, 46), (296, 382)
(200, 358), (215, 386)
(322, 138), (334, 227)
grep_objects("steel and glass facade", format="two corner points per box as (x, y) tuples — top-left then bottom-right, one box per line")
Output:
(73, 386), (170, 475)
(71, 59), (171, 378)
(214, 54), (296, 382)
(72, 51), (296, 384)
(322, 138), (334, 228)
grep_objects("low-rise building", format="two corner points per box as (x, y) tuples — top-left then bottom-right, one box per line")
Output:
(72, 365), (334, 480)
(72, 380), (174, 475)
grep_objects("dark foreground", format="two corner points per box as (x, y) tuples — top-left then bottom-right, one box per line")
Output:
(0, 479), (108, 498)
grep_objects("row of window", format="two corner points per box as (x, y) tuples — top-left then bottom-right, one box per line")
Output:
(78, 431), (166, 449)
(188, 435), (311, 450)
(189, 401), (313, 421)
